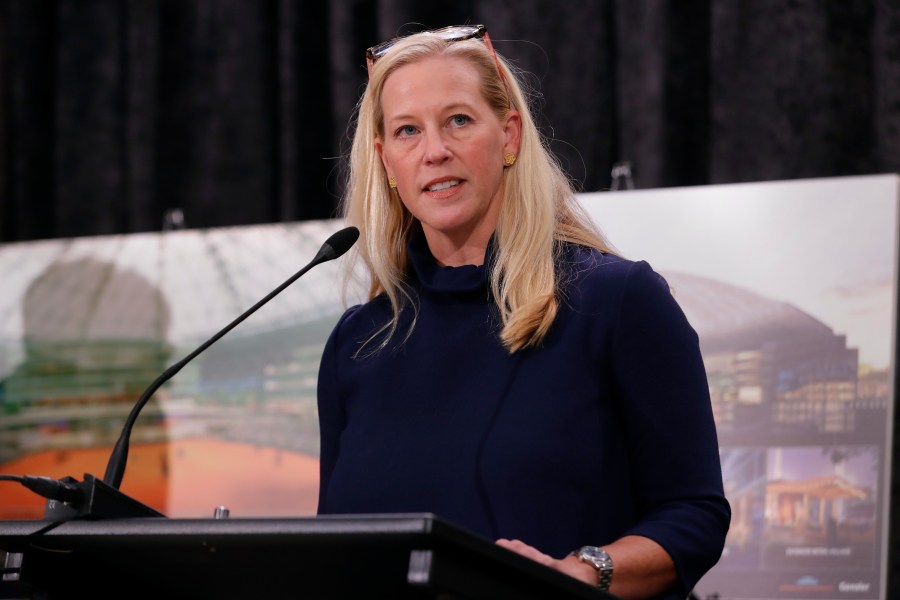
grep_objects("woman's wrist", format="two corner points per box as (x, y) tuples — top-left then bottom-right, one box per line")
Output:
(563, 554), (602, 586)
(570, 546), (614, 590)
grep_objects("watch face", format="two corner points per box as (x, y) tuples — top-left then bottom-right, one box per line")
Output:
(580, 546), (613, 570)
(583, 547), (606, 562)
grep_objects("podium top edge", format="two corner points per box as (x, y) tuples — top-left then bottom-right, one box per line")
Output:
(0, 513), (453, 539)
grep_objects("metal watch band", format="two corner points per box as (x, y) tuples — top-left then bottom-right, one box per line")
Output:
(572, 545), (614, 592)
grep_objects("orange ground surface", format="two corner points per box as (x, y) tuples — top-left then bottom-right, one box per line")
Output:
(0, 438), (320, 519)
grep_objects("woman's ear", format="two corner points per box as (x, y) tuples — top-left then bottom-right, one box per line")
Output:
(375, 137), (392, 179)
(503, 110), (522, 156)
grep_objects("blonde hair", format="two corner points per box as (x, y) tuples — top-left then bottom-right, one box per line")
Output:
(342, 31), (613, 353)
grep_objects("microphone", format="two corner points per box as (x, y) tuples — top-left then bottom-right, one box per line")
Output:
(34, 225), (360, 520)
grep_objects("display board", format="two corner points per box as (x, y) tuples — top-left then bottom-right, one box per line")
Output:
(0, 218), (357, 518)
(1, 175), (896, 599)
(579, 174), (898, 600)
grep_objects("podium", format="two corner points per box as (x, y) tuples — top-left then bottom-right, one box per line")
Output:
(0, 513), (615, 599)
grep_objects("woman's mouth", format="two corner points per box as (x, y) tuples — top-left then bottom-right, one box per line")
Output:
(426, 179), (461, 192)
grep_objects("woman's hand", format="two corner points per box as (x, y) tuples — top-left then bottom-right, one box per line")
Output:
(495, 538), (598, 586)
(497, 535), (677, 599)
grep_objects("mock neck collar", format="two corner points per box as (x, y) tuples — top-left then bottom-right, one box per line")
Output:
(406, 232), (495, 298)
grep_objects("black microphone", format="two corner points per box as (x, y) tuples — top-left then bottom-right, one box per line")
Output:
(37, 225), (359, 520)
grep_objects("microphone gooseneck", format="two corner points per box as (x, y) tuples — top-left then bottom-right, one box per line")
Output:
(102, 225), (360, 490)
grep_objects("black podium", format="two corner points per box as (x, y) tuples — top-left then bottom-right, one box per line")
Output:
(0, 513), (615, 599)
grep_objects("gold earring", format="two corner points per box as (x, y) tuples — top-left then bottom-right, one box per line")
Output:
(504, 152), (517, 167)
(389, 176), (397, 188)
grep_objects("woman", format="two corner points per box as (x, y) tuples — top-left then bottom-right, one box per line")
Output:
(317, 25), (730, 599)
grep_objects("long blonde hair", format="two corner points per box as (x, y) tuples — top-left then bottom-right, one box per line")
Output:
(342, 31), (612, 353)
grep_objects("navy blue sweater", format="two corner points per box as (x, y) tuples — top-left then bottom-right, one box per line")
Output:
(317, 235), (730, 598)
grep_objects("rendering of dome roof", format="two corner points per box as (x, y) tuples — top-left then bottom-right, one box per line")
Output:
(662, 271), (837, 353)
(23, 257), (170, 343)
(0, 219), (357, 347)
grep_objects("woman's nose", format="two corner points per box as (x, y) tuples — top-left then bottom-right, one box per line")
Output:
(422, 130), (452, 165)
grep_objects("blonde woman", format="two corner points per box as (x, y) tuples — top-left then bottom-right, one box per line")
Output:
(316, 25), (730, 600)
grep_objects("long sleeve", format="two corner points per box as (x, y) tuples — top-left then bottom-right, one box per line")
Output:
(610, 261), (731, 596)
(316, 306), (358, 514)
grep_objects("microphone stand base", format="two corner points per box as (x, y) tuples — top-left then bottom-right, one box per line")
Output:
(44, 473), (165, 520)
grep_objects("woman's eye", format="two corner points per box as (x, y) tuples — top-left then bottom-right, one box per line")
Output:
(396, 125), (418, 137)
(450, 114), (470, 127)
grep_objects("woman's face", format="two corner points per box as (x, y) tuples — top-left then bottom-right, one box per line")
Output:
(375, 55), (520, 258)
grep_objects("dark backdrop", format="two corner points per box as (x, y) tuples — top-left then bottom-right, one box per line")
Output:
(2, 0), (899, 242)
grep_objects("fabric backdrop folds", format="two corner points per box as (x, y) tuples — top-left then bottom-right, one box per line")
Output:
(1, 0), (899, 243)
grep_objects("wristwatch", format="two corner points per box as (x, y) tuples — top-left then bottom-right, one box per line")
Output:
(572, 545), (614, 591)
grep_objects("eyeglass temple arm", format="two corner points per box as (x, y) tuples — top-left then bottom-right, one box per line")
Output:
(482, 32), (508, 88)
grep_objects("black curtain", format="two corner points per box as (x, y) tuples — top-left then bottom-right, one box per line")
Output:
(2, 0), (898, 242)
